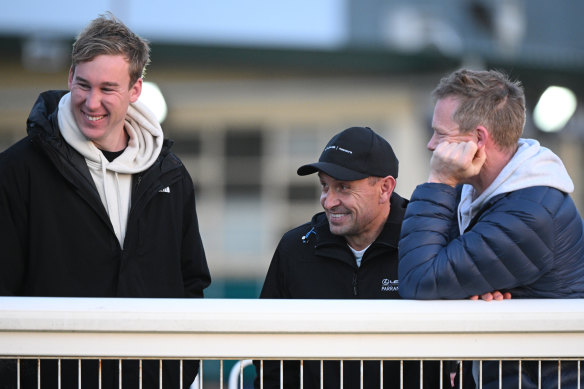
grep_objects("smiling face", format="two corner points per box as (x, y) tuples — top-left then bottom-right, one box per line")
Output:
(319, 172), (392, 250)
(68, 54), (142, 151)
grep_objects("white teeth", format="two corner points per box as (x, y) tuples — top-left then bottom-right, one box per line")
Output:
(86, 114), (105, 121)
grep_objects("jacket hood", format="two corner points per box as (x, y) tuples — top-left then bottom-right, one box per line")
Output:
(459, 138), (574, 232)
(27, 90), (68, 139)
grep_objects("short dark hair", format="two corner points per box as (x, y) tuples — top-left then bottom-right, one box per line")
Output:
(71, 12), (150, 87)
(432, 69), (526, 150)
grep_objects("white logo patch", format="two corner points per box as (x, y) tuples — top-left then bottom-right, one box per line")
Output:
(324, 145), (353, 154)
(381, 278), (399, 292)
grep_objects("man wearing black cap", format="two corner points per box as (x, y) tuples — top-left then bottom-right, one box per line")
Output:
(253, 127), (442, 389)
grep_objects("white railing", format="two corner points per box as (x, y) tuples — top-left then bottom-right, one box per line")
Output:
(1, 297), (583, 387)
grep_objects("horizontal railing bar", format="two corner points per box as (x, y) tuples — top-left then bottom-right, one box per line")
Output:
(2, 357), (582, 361)
(1, 298), (583, 359)
(1, 297), (584, 333)
(1, 332), (583, 358)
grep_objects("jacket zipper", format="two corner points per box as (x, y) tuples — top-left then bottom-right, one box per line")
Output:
(352, 270), (359, 296)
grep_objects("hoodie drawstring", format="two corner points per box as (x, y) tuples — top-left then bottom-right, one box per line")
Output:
(99, 154), (128, 248)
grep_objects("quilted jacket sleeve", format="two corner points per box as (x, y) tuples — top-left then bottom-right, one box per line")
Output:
(398, 183), (557, 299)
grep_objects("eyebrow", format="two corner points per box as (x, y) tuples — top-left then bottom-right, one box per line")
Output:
(74, 76), (120, 88)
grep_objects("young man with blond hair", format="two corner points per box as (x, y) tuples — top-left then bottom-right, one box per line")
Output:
(0, 13), (210, 388)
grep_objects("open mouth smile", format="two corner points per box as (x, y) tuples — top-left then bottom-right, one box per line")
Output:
(85, 114), (106, 121)
(328, 212), (350, 222)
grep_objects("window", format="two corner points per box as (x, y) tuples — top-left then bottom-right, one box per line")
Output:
(224, 128), (263, 196)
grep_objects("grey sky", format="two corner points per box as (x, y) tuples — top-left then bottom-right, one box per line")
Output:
(0, 0), (347, 48)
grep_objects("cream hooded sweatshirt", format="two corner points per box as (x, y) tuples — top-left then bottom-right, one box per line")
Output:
(58, 92), (163, 247)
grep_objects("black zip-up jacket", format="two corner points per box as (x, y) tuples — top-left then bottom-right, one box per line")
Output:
(260, 193), (406, 300)
(0, 91), (211, 388)
(254, 193), (444, 389)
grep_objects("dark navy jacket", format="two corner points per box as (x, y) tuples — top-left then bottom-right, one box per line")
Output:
(399, 183), (584, 299)
(398, 182), (584, 388)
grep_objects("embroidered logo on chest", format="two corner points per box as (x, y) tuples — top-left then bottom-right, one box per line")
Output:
(381, 278), (399, 292)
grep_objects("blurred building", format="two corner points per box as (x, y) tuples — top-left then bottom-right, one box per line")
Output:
(1, 0), (583, 296)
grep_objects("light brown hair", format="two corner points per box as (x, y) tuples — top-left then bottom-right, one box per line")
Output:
(71, 12), (150, 87)
(432, 69), (526, 150)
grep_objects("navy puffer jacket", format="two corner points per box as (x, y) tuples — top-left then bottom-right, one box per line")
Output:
(398, 183), (584, 299)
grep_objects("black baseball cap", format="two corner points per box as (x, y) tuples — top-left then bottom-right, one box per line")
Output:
(297, 126), (399, 180)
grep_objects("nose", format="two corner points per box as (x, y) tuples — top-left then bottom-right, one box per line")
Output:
(321, 189), (340, 210)
(427, 133), (438, 151)
(84, 89), (101, 111)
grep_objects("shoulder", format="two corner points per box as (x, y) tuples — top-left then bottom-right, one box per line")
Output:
(278, 213), (328, 247)
(1, 136), (35, 156)
(502, 185), (565, 200)
(159, 141), (185, 170)
(280, 221), (316, 246)
(156, 146), (193, 184)
(0, 137), (51, 199)
(487, 186), (580, 231)
(489, 186), (573, 218)
(464, 187), (581, 254)
(0, 137), (42, 172)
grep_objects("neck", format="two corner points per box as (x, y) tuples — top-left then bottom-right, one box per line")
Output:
(345, 206), (389, 250)
(471, 145), (516, 196)
(93, 128), (129, 152)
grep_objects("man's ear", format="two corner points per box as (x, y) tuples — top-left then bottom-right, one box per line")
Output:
(475, 126), (489, 148)
(67, 67), (75, 89)
(129, 78), (143, 103)
(379, 175), (396, 204)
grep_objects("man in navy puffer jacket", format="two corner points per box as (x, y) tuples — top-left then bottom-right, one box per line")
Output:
(398, 68), (584, 388)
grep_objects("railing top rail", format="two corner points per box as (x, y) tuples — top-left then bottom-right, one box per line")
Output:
(1, 297), (584, 359)
(1, 297), (584, 334)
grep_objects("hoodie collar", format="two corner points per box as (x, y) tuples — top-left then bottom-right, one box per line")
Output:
(57, 92), (164, 174)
